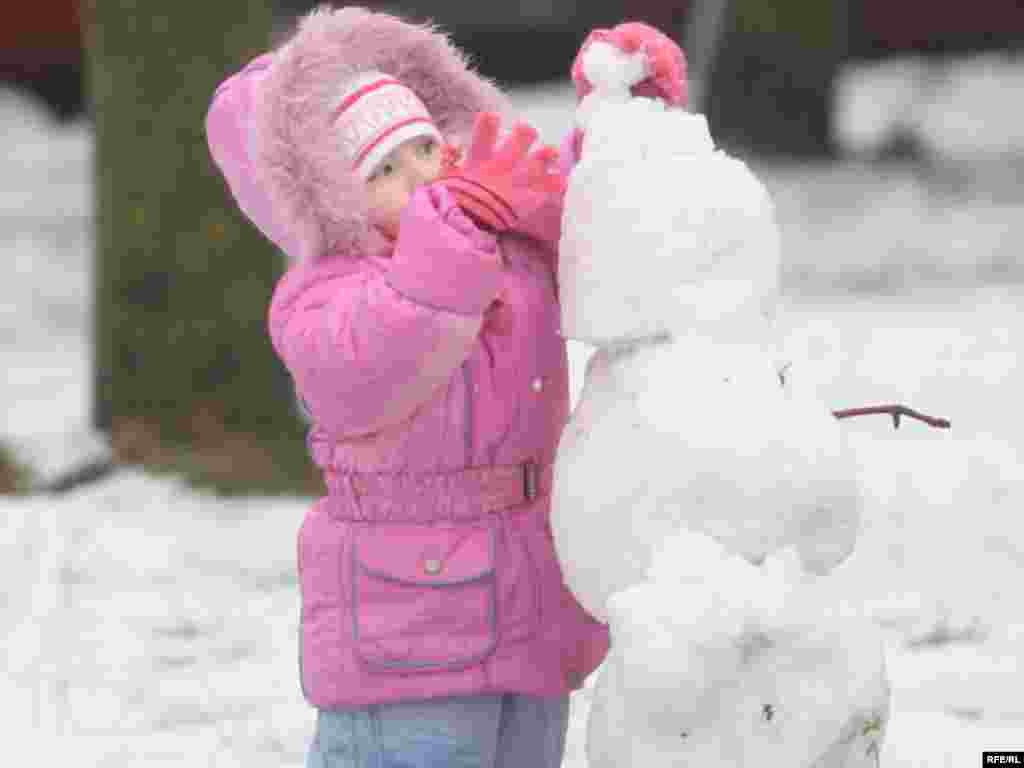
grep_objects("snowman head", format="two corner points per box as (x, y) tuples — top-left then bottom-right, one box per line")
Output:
(558, 100), (782, 346)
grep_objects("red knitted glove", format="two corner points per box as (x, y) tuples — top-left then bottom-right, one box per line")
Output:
(437, 111), (565, 233)
(572, 21), (688, 108)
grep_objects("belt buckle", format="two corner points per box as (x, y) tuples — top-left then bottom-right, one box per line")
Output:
(523, 459), (538, 502)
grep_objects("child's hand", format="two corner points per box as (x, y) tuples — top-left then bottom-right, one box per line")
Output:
(437, 112), (565, 233)
(571, 22), (688, 108)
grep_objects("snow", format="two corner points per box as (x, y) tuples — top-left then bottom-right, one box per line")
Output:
(553, 97), (863, 619)
(3, 52), (1024, 765)
(558, 101), (776, 348)
(591, 543), (891, 765)
(834, 51), (1024, 160)
(573, 41), (649, 131)
(552, 93), (887, 764)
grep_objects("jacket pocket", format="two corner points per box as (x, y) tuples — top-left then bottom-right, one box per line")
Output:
(351, 522), (499, 672)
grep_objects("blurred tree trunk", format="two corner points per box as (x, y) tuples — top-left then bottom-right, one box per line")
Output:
(682, 0), (733, 116)
(705, 0), (852, 157)
(82, 0), (321, 494)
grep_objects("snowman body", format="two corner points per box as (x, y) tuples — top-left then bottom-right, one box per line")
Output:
(587, 598), (891, 768)
(553, 324), (862, 622)
(551, 96), (861, 622)
(583, 529), (890, 768)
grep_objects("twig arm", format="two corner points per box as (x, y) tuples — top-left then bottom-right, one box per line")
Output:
(832, 404), (951, 430)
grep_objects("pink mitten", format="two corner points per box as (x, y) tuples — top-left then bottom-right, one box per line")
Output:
(571, 21), (688, 108)
(438, 112), (566, 233)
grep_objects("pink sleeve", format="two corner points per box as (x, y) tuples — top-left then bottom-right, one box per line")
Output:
(269, 185), (503, 439)
(205, 52), (303, 259)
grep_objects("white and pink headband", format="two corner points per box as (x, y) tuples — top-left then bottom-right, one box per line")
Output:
(331, 71), (442, 180)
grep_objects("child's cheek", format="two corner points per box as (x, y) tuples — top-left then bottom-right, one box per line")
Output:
(367, 196), (397, 241)
(374, 214), (398, 241)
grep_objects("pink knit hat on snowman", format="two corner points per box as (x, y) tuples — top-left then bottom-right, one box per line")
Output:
(331, 70), (443, 180)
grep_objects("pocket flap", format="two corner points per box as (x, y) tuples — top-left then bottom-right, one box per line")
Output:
(354, 523), (495, 586)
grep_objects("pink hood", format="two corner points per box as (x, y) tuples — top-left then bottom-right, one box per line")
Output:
(207, 5), (512, 263)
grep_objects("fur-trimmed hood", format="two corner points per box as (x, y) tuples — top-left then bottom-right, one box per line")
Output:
(247, 5), (511, 262)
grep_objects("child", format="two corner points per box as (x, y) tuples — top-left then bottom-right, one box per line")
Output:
(205, 6), (685, 766)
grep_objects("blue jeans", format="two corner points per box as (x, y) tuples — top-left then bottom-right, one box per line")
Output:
(305, 693), (570, 768)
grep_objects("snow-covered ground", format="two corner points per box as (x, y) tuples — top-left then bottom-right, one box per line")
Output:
(3, 55), (1024, 766)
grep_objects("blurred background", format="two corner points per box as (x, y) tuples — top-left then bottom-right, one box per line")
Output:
(7, 0), (1024, 150)
(4, 4), (1024, 765)
(1, 1), (1021, 497)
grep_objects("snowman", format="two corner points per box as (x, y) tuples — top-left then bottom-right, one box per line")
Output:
(551, 41), (890, 766)
(553, 44), (863, 623)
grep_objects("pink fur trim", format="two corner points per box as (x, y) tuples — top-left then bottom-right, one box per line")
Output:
(250, 5), (511, 263)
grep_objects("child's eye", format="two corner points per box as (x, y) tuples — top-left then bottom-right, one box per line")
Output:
(370, 162), (394, 181)
(419, 138), (437, 155)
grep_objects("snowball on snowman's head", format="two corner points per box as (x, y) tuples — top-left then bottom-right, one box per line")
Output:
(558, 88), (781, 346)
(574, 40), (651, 131)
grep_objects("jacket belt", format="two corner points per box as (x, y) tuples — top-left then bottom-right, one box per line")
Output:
(324, 459), (552, 522)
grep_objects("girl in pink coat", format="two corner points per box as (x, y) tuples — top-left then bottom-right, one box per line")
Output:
(206, 7), (686, 766)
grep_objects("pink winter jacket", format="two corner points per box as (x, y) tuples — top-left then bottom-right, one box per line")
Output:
(207, 60), (609, 713)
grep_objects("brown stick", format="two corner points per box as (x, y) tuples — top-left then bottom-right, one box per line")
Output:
(831, 405), (951, 430)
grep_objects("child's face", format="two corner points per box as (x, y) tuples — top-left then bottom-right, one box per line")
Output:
(366, 136), (443, 240)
